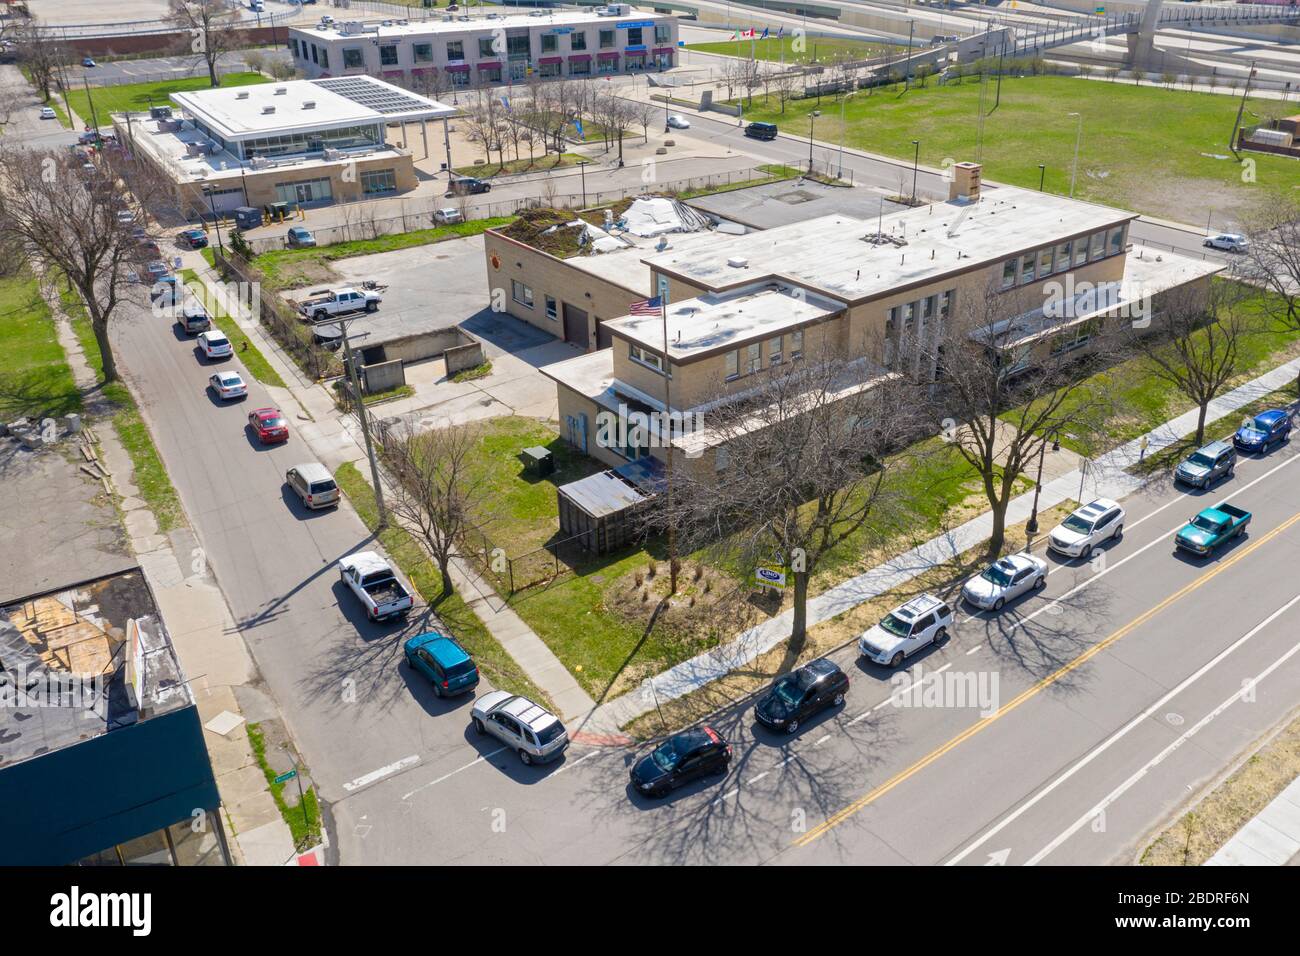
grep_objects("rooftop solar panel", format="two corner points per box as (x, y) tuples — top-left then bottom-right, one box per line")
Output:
(310, 76), (430, 115)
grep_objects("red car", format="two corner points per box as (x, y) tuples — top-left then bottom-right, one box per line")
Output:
(248, 407), (289, 444)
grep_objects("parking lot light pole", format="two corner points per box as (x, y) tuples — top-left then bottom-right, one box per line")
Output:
(1067, 111), (1083, 198)
(578, 160), (588, 207)
(1038, 163), (1046, 191)
(911, 139), (920, 204)
(837, 93), (855, 179)
(808, 109), (820, 174)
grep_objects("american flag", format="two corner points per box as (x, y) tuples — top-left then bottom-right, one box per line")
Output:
(629, 296), (662, 316)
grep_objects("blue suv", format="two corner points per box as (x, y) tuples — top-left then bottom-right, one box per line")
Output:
(1233, 408), (1292, 454)
(404, 632), (479, 697)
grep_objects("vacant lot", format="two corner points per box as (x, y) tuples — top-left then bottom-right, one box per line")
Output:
(0, 271), (80, 421)
(67, 71), (268, 124)
(731, 75), (1297, 223)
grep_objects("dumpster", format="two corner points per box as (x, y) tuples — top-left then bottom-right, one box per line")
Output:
(234, 206), (261, 230)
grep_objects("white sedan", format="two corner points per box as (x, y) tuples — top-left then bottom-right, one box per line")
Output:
(198, 331), (233, 360)
(666, 114), (690, 130)
(1203, 233), (1248, 253)
(208, 370), (247, 400)
(40, 106), (56, 120)
(961, 552), (1047, 611)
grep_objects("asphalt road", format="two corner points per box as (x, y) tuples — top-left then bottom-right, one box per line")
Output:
(329, 428), (1300, 865)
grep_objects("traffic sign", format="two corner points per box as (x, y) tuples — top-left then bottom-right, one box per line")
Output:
(274, 770), (297, 785)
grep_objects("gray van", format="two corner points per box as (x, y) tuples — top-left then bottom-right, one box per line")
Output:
(286, 463), (340, 509)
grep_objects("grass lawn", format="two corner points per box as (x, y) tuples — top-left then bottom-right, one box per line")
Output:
(180, 271), (286, 389)
(247, 722), (321, 851)
(251, 216), (513, 290)
(67, 72), (268, 126)
(690, 35), (895, 65)
(56, 274), (185, 532)
(456, 152), (587, 178)
(0, 271), (81, 421)
(730, 75), (1297, 222)
(334, 461), (553, 707)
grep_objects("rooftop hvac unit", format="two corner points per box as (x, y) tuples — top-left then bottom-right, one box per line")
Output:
(302, 100), (316, 110)
(236, 91), (250, 99)
(149, 105), (173, 120)
(250, 155), (270, 169)
(274, 86), (288, 95)
(323, 148), (343, 160)
(262, 105), (277, 114)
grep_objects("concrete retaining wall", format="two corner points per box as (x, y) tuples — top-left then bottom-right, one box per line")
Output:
(444, 341), (487, 375)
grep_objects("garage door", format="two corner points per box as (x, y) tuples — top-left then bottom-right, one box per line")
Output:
(562, 303), (589, 349)
(204, 186), (246, 213)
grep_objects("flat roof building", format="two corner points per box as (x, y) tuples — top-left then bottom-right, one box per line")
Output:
(118, 75), (455, 217)
(289, 7), (680, 89)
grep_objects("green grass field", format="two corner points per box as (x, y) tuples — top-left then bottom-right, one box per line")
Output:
(690, 35), (894, 65)
(731, 75), (1297, 223)
(0, 271), (81, 420)
(67, 72), (269, 126)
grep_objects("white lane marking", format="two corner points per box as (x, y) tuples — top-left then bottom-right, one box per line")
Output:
(548, 749), (602, 777)
(952, 450), (1300, 650)
(401, 747), (506, 800)
(815, 734), (832, 747)
(944, 589), (1300, 866)
(1025, 621), (1300, 866)
(966, 645), (983, 655)
(711, 788), (739, 806)
(848, 663), (953, 725)
(342, 754), (419, 793)
(747, 771), (770, 785)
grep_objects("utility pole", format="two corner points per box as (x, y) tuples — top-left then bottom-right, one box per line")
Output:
(1068, 111), (1083, 198)
(658, 280), (678, 595)
(1228, 60), (1256, 157)
(808, 109), (819, 174)
(331, 315), (387, 527)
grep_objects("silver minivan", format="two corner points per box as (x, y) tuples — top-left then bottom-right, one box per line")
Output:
(286, 462), (340, 509)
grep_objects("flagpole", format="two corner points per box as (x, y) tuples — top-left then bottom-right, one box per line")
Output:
(660, 290), (679, 595)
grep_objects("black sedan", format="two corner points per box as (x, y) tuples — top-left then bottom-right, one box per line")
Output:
(629, 726), (731, 798)
(754, 659), (849, 734)
(446, 176), (491, 197)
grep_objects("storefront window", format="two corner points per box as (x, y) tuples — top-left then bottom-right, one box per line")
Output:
(361, 169), (397, 195)
(343, 48), (364, 69)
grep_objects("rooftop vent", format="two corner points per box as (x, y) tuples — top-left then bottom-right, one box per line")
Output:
(302, 101), (316, 110)
(727, 256), (748, 269)
(236, 91), (250, 99)
(274, 86), (288, 95)
(262, 105), (276, 114)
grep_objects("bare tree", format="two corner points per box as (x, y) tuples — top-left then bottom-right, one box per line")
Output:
(770, 69), (800, 114)
(1125, 281), (1255, 447)
(633, 97), (656, 142)
(0, 147), (160, 383)
(1247, 200), (1300, 396)
(384, 424), (492, 596)
(166, 0), (242, 87)
(665, 350), (920, 655)
(460, 90), (506, 170)
(934, 280), (1119, 558)
(16, 24), (72, 105)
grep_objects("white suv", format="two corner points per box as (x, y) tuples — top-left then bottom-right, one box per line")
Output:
(858, 594), (953, 668)
(1047, 498), (1125, 559)
(198, 330), (232, 360)
(472, 691), (569, 765)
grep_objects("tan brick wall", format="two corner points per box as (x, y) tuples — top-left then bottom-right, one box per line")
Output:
(170, 155), (416, 218)
(484, 230), (646, 349)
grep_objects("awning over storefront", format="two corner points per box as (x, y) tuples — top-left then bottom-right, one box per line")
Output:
(476, 61), (502, 70)
(569, 53), (591, 62)
(444, 63), (470, 72)
(598, 51), (620, 60)
(652, 47), (675, 55)
(538, 56), (563, 65)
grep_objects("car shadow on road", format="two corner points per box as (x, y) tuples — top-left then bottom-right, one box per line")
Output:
(463, 722), (569, 786)
(278, 484), (337, 519)
(331, 578), (412, 641)
(748, 701), (844, 746)
(204, 388), (247, 407)
(1170, 528), (1250, 567)
(243, 424), (284, 451)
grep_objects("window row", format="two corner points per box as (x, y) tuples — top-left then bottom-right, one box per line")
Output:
(999, 225), (1127, 290)
(723, 329), (804, 381)
(883, 289), (953, 372)
(327, 25), (673, 68)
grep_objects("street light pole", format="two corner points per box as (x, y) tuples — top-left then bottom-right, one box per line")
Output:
(911, 139), (920, 204)
(1025, 430), (1057, 536)
(579, 160), (587, 207)
(1068, 111), (1083, 198)
(837, 93), (854, 179)
(205, 188), (225, 254)
(331, 315), (387, 528)
(808, 109), (819, 174)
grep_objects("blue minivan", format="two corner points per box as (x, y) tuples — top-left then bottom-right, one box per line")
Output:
(404, 632), (480, 697)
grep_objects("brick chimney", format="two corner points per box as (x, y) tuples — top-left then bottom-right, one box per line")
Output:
(948, 161), (982, 202)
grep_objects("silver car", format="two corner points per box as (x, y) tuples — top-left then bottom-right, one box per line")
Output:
(471, 691), (568, 765)
(961, 553), (1048, 611)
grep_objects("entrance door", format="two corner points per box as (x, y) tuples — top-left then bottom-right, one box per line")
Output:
(562, 303), (589, 348)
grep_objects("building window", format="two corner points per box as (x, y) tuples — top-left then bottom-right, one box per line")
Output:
(627, 27), (643, 45)
(724, 349), (739, 380)
(570, 58), (590, 75)
(540, 60), (561, 77)
(479, 37), (497, 58)
(1108, 225), (1125, 256)
(768, 336), (782, 366)
(512, 280), (533, 308)
(290, 38), (300, 58)
(745, 342), (761, 374)
(379, 44), (399, 66)
(360, 169), (397, 195)
(1055, 241), (1071, 273)
(598, 56), (617, 74)
(545, 296), (558, 320)
(600, 29), (615, 48)
(507, 34), (530, 57)
(1020, 252), (1036, 285)
(629, 344), (665, 373)
(1074, 237), (1088, 266)
(571, 32), (588, 51)
(1090, 231), (1105, 261)
(1001, 259), (1017, 289)
(655, 25), (672, 43)
(1037, 247), (1053, 278)
(449, 70), (469, 87)
(789, 328), (803, 359)
(413, 43), (433, 63)
(478, 65), (502, 84)
(447, 40), (464, 60)
(542, 34), (557, 53)
(310, 44), (318, 65)
(343, 47), (364, 69)
(319, 48), (329, 69)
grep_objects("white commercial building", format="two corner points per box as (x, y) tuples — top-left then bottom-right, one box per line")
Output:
(288, 6), (680, 88)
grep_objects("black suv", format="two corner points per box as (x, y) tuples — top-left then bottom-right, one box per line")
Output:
(446, 176), (491, 197)
(754, 659), (849, 734)
(629, 726), (731, 798)
(744, 122), (778, 141)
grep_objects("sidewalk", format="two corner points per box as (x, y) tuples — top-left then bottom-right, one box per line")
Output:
(1207, 775), (1300, 866)
(583, 354), (1300, 733)
(43, 275), (298, 867)
(188, 261), (597, 723)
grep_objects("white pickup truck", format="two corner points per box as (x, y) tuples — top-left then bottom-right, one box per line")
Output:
(339, 551), (413, 622)
(299, 287), (381, 321)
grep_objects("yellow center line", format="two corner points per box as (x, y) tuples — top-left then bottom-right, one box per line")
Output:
(791, 509), (1300, 850)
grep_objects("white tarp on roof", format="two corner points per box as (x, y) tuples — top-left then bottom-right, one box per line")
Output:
(620, 196), (712, 238)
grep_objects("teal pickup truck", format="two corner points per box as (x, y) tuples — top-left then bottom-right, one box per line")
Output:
(1175, 504), (1251, 556)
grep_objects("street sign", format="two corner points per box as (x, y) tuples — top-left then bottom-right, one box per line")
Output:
(274, 769), (297, 785)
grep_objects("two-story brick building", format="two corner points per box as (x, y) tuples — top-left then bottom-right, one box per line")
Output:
(540, 164), (1224, 479)
(288, 7), (679, 89)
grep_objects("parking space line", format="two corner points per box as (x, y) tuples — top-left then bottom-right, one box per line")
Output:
(342, 755), (419, 793)
(548, 749), (603, 777)
(711, 788), (739, 806)
(747, 771), (770, 785)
